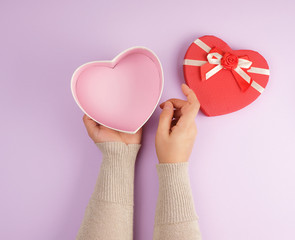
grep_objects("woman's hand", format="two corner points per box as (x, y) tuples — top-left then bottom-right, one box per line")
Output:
(83, 114), (142, 145)
(155, 83), (200, 164)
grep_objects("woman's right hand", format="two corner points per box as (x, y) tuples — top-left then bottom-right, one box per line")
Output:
(155, 83), (200, 164)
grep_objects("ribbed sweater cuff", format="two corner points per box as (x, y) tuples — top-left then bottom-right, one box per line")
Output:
(92, 141), (141, 205)
(155, 162), (198, 224)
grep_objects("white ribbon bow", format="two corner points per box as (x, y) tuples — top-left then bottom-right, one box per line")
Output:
(205, 51), (252, 85)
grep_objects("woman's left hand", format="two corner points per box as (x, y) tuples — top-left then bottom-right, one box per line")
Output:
(83, 114), (142, 144)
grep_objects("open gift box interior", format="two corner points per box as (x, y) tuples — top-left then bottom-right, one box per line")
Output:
(71, 47), (164, 133)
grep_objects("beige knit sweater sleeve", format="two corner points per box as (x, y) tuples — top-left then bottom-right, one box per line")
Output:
(76, 141), (202, 240)
(153, 163), (202, 240)
(76, 141), (141, 240)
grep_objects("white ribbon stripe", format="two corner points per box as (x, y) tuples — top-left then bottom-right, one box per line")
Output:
(183, 59), (207, 66)
(184, 39), (270, 94)
(194, 39), (211, 53)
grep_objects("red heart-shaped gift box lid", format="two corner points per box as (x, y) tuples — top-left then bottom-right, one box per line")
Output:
(183, 35), (270, 116)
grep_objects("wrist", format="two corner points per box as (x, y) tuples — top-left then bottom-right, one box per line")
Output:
(95, 141), (141, 160)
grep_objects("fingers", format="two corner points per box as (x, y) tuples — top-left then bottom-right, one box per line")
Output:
(159, 84), (199, 111)
(157, 84), (200, 134)
(83, 114), (99, 136)
(181, 83), (198, 105)
(158, 84), (200, 130)
(181, 84), (200, 118)
(160, 98), (187, 109)
(173, 109), (182, 119)
(171, 118), (178, 128)
(157, 101), (174, 137)
(159, 87), (200, 121)
(178, 103), (200, 127)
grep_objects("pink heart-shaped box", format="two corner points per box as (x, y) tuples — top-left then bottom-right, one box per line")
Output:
(71, 47), (164, 134)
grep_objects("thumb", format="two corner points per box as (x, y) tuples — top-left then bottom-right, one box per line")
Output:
(157, 101), (173, 136)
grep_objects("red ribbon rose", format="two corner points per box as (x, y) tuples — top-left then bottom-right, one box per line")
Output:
(221, 52), (238, 70)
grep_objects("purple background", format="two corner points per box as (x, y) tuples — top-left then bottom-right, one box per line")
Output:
(1, 0), (295, 239)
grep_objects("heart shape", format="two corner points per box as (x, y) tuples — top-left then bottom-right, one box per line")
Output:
(71, 47), (164, 133)
(183, 35), (270, 116)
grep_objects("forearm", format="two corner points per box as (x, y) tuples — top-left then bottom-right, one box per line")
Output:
(153, 162), (202, 240)
(76, 141), (141, 240)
